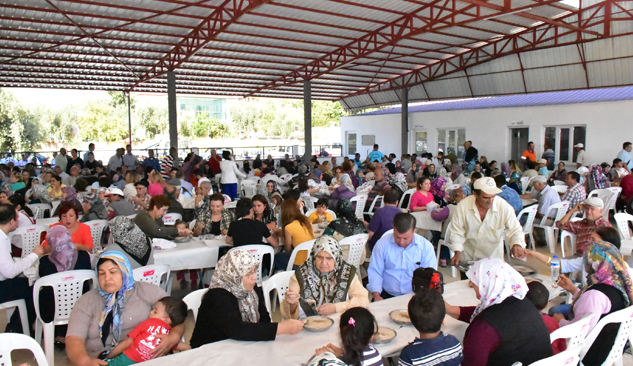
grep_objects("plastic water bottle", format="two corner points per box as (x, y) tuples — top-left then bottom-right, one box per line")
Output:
(430, 273), (442, 292)
(550, 256), (561, 288)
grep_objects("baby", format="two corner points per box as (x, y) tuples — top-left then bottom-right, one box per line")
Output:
(106, 296), (190, 366)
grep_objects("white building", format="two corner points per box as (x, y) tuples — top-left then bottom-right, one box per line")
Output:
(340, 87), (633, 167)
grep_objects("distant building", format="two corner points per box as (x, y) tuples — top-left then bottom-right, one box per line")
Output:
(178, 96), (228, 122)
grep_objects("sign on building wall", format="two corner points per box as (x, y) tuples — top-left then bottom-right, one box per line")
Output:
(361, 135), (376, 146)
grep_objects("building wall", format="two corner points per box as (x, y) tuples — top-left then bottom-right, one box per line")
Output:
(340, 99), (633, 167)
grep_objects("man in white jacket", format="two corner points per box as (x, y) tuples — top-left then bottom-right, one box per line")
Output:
(220, 150), (246, 201)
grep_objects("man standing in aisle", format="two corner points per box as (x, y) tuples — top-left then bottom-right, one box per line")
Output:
(55, 147), (68, 172)
(618, 142), (633, 173)
(463, 141), (478, 164)
(160, 147), (180, 179)
(367, 144), (384, 163)
(123, 144), (140, 170)
(83, 143), (95, 162)
(143, 149), (161, 173)
(574, 143), (588, 168)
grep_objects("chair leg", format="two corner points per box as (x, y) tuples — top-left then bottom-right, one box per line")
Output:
(43, 323), (55, 366)
(35, 319), (43, 345)
(528, 233), (536, 250)
(545, 228), (556, 254)
(16, 301), (30, 337)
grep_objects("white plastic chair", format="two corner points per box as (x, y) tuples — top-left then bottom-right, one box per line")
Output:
(516, 205), (539, 250)
(225, 201), (237, 209)
(262, 271), (293, 315)
(304, 208), (337, 221)
(287, 240), (316, 271)
(614, 213), (633, 258)
(399, 188), (416, 210)
(127, 214), (137, 220)
(0, 299), (30, 336)
(437, 226), (457, 278)
(553, 180), (566, 186)
(241, 180), (258, 198)
(588, 188), (615, 220)
(528, 346), (581, 366)
(444, 183), (461, 193)
(279, 174), (292, 183)
(608, 186), (622, 215)
(51, 201), (61, 216)
(8, 225), (48, 258)
(552, 185), (568, 194)
(0, 333), (49, 366)
(29, 207), (40, 220)
(239, 245), (275, 285)
(84, 219), (108, 252)
(364, 195), (384, 217)
(182, 288), (207, 321)
(27, 203), (51, 219)
(534, 201), (570, 254)
(162, 213), (182, 225)
(550, 312), (597, 350)
(339, 233), (368, 270)
(303, 196), (318, 211)
(559, 230), (577, 258)
(580, 306), (633, 366)
(520, 176), (530, 193)
(133, 264), (172, 294)
(349, 194), (367, 221)
(33, 270), (96, 366)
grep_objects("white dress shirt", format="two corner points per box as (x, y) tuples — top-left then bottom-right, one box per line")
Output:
(448, 195), (526, 261)
(537, 185), (562, 216)
(0, 229), (39, 281)
(576, 150), (588, 167)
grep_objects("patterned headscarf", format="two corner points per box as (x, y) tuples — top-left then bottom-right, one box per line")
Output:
(430, 177), (447, 199)
(451, 164), (462, 181)
(297, 236), (354, 307)
(501, 162), (511, 178)
(108, 216), (152, 266)
(339, 173), (354, 192)
(590, 165), (610, 190)
(582, 241), (633, 307)
(47, 225), (78, 272)
(83, 192), (109, 219)
(62, 186), (77, 202)
(466, 258), (528, 322)
(97, 251), (135, 351)
(209, 248), (260, 323)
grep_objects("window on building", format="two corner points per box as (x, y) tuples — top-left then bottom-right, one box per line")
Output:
(415, 131), (428, 153)
(347, 132), (357, 155)
(543, 126), (586, 163)
(437, 128), (466, 159)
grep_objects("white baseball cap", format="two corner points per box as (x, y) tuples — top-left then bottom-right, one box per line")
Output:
(197, 177), (211, 187)
(574, 143), (584, 148)
(104, 187), (124, 197)
(577, 166), (589, 176)
(537, 158), (548, 165)
(529, 175), (548, 186)
(583, 196), (604, 209)
(473, 177), (502, 195)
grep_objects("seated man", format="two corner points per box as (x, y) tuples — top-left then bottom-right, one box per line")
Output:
(494, 174), (523, 215)
(560, 171), (586, 209)
(106, 187), (136, 218)
(134, 195), (191, 239)
(226, 198), (278, 249)
(522, 176), (560, 220)
(367, 213), (437, 301)
(556, 197), (611, 255)
(364, 168), (390, 212)
(366, 188), (401, 251)
(128, 180), (151, 211)
(461, 172), (482, 197)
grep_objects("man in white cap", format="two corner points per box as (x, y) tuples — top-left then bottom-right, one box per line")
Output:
(536, 158), (549, 177)
(448, 177), (526, 276)
(522, 175), (561, 219)
(105, 187), (136, 217)
(556, 196), (611, 255)
(574, 143), (588, 169)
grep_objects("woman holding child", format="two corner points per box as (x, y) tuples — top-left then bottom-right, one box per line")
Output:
(66, 251), (182, 366)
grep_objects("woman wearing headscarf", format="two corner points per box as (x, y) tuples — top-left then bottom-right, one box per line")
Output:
(588, 165), (611, 191)
(80, 192), (109, 222)
(430, 177), (448, 207)
(394, 160), (405, 174)
(329, 167), (356, 208)
(66, 252), (180, 364)
(450, 164), (467, 188)
(423, 164), (437, 180)
(406, 161), (420, 188)
(386, 163), (408, 196)
(105, 216), (154, 269)
(281, 236), (369, 320)
(55, 186), (83, 216)
(554, 241), (633, 366)
(323, 200), (367, 241)
(500, 162), (511, 179)
(445, 258), (553, 366)
(190, 249), (303, 347)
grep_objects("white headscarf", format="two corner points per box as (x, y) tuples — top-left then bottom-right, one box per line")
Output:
(339, 173), (354, 192)
(466, 258), (528, 321)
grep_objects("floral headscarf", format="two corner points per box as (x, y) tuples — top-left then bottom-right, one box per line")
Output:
(297, 236), (354, 307)
(323, 199), (366, 241)
(466, 258), (528, 321)
(108, 216), (152, 266)
(97, 251), (135, 351)
(209, 248), (260, 323)
(430, 177), (447, 199)
(62, 186), (78, 202)
(590, 165), (610, 190)
(47, 225), (78, 272)
(581, 241), (633, 307)
(501, 162), (511, 178)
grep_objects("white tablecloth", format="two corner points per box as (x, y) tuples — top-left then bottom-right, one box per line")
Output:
(153, 238), (230, 271)
(141, 274), (561, 366)
(410, 211), (443, 231)
(522, 198), (538, 207)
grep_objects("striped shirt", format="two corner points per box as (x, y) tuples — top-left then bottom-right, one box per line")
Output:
(160, 154), (175, 179)
(363, 345), (383, 366)
(399, 333), (463, 366)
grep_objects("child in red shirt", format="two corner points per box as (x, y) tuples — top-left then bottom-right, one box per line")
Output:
(106, 297), (190, 366)
(526, 281), (566, 355)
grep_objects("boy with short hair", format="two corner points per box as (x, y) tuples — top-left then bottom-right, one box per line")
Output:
(399, 288), (462, 366)
(106, 297), (190, 366)
(526, 281), (566, 354)
(308, 198), (332, 224)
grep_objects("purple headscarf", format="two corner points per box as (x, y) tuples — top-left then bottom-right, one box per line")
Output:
(62, 186), (78, 202)
(47, 225), (78, 272)
(430, 177), (447, 199)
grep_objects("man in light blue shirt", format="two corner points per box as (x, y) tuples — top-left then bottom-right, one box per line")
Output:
(367, 213), (437, 301)
(617, 142), (633, 171)
(367, 144), (384, 163)
(522, 175), (560, 218)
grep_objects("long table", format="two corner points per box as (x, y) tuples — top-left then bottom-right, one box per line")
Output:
(153, 237), (230, 271)
(410, 211), (443, 231)
(141, 274), (561, 366)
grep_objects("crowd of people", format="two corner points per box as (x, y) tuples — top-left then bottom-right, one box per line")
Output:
(1, 139), (632, 366)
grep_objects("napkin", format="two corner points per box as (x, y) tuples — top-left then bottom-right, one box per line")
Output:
(153, 238), (177, 250)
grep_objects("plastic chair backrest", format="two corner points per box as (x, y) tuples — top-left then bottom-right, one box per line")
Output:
(553, 180), (566, 186)
(8, 225), (48, 258)
(182, 289), (207, 321)
(539, 201), (569, 226)
(399, 188), (416, 210)
(588, 188), (614, 213)
(242, 184), (258, 198)
(552, 185), (568, 194)
(516, 205), (539, 234)
(0, 333), (49, 366)
(303, 196), (318, 211)
(349, 195), (367, 221)
(84, 220), (108, 252)
(133, 264), (172, 292)
(520, 177), (530, 193)
(0, 300), (30, 337)
(27, 203), (51, 219)
(238, 245), (275, 285)
(527, 346), (581, 366)
(162, 213), (182, 225)
(580, 306), (633, 365)
(280, 174), (292, 182)
(261, 271), (294, 315)
(559, 230), (577, 258)
(550, 312), (596, 349)
(366, 195), (384, 214)
(30, 207), (40, 220)
(608, 187), (622, 212)
(445, 184), (461, 193)
(304, 209), (337, 221)
(33, 270), (95, 325)
(615, 212), (633, 240)
(287, 240), (316, 271)
(339, 234), (368, 270)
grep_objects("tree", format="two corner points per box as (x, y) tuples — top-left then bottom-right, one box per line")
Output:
(137, 105), (167, 139)
(0, 89), (47, 151)
(311, 100), (347, 127)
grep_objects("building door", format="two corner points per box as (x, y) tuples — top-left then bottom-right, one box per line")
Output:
(510, 128), (529, 163)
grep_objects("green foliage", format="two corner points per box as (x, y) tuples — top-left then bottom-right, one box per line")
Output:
(138, 106), (167, 139)
(192, 114), (229, 138)
(0, 89), (47, 151)
(311, 100), (347, 127)
(77, 97), (129, 142)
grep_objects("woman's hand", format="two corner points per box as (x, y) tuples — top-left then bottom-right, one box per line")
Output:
(315, 344), (342, 357)
(557, 274), (578, 294)
(284, 289), (299, 305)
(151, 332), (180, 358)
(317, 303), (336, 316)
(277, 319), (304, 335)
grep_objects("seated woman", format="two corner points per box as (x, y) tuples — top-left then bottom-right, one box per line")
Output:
(80, 192), (109, 222)
(445, 258), (553, 366)
(66, 252), (182, 365)
(423, 163), (437, 180)
(279, 199), (315, 269)
(147, 172), (166, 197)
(281, 236), (369, 319)
(193, 192), (233, 237)
(554, 241), (633, 366)
(329, 166), (356, 208)
(323, 199), (366, 242)
(43, 203), (93, 253)
(134, 195), (191, 239)
(430, 177), (448, 207)
(548, 162), (567, 184)
(189, 249), (303, 347)
(8, 194), (35, 257)
(106, 216), (154, 269)
(409, 177), (434, 212)
(252, 194), (278, 233)
(48, 174), (65, 201)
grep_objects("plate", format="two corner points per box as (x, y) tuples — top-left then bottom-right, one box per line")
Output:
(389, 310), (411, 325)
(373, 326), (397, 344)
(511, 264), (536, 276)
(457, 260), (477, 273)
(303, 316), (334, 332)
(173, 236), (192, 244)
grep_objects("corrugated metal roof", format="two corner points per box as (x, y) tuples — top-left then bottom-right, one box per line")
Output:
(352, 86), (633, 116)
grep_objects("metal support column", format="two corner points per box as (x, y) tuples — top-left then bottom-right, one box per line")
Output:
(303, 80), (312, 163)
(401, 88), (409, 156)
(126, 91), (132, 147)
(167, 71), (178, 150)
